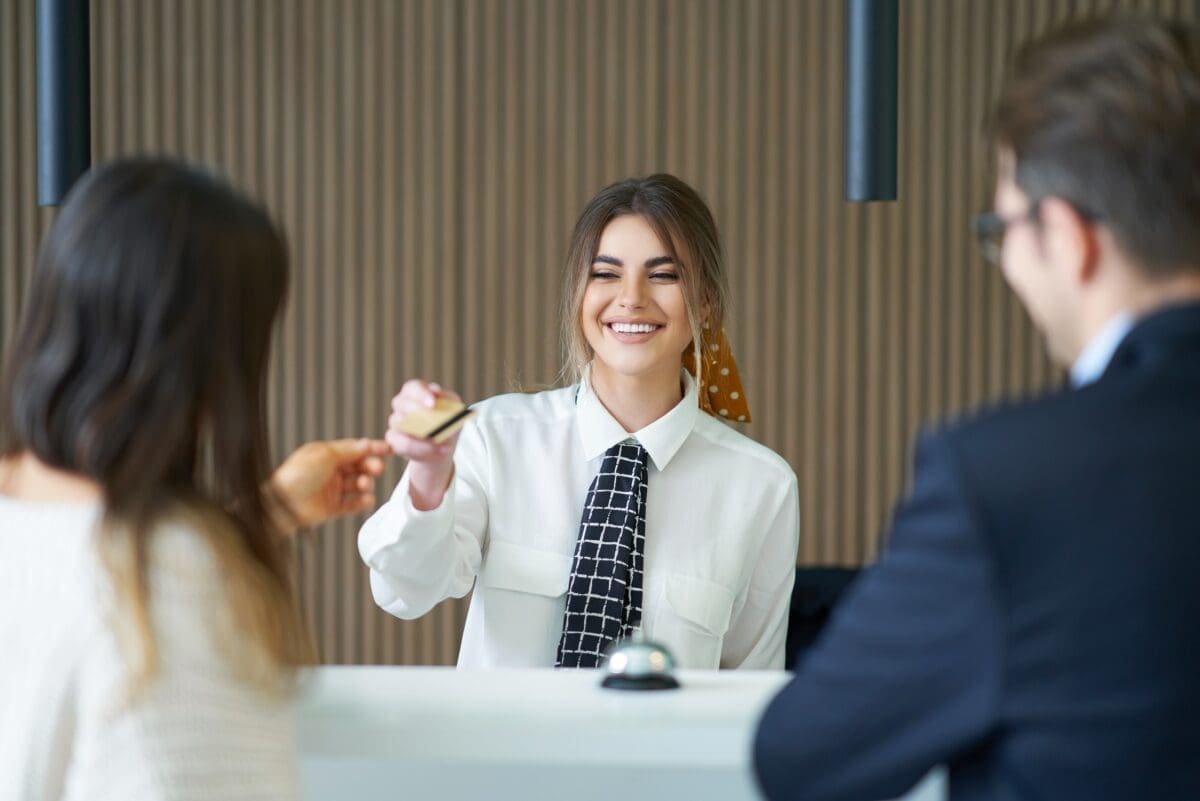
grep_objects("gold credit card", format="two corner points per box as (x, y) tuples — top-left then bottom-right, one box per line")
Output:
(392, 397), (474, 443)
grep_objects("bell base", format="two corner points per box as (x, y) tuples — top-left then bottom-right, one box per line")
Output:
(600, 673), (681, 691)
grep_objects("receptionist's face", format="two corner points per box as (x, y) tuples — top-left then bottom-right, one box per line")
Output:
(581, 214), (693, 384)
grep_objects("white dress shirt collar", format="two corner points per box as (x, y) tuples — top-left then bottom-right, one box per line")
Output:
(1070, 311), (1135, 387)
(576, 366), (700, 472)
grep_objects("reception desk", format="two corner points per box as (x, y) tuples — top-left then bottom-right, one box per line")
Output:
(297, 666), (945, 801)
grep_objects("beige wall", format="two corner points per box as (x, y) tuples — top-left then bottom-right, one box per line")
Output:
(2, 0), (1196, 664)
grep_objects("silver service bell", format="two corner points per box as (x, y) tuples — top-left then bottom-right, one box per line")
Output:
(601, 638), (681, 691)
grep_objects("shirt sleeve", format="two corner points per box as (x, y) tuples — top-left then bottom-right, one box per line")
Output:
(357, 416), (491, 620)
(722, 473), (800, 670)
(753, 431), (1003, 801)
(76, 526), (299, 801)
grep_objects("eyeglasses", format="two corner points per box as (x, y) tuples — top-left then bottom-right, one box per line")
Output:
(972, 200), (1103, 266)
(971, 202), (1041, 266)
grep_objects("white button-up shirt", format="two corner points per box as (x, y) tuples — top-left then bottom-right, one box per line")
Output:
(359, 371), (800, 670)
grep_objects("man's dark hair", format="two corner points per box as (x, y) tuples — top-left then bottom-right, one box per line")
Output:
(992, 17), (1200, 277)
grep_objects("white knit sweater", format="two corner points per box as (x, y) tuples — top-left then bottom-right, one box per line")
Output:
(0, 497), (298, 801)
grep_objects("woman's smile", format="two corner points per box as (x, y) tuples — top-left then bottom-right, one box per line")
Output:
(605, 318), (666, 343)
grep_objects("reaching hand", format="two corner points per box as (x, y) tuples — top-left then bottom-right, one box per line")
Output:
(270, 438), (392, 534)
(385, 380), (463, 510)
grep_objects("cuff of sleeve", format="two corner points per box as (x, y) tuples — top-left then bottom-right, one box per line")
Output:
(357, 471), (456, 572)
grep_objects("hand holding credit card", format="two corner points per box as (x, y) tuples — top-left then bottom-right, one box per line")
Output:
(391, 396), (474, 443)
(386, 380), (469, 510)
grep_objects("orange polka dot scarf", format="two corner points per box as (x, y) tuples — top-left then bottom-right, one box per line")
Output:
(683, 325), (751, 423)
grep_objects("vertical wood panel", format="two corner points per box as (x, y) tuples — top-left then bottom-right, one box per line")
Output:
(3, 0), (1197, 664)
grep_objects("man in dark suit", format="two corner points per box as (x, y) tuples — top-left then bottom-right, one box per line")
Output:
(754, 18), (1200, 801)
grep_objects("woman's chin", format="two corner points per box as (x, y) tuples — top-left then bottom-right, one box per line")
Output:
(591, 356), (680, 383)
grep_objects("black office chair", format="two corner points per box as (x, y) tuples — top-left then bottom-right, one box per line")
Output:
(785, 567), (860, 669)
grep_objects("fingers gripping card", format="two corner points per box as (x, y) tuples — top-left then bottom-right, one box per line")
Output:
(393, 398), (474, 443)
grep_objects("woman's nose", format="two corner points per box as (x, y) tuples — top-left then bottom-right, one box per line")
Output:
(617, 274), (648, 309)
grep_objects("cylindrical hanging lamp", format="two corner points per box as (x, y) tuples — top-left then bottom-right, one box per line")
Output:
(37, 0), (91, 206)
(844, 0), (898, 202)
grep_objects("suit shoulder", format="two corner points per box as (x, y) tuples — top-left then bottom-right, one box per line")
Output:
(930, 384), (1097, 449)
(921, 384), (1127, 499)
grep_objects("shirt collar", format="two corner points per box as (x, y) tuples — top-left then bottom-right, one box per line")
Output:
(1070, 311), (1135, 387)
(576, 367), (700, 472)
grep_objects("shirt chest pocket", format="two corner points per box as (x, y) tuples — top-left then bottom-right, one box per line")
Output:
(481, 540), (572, 597)
(651, 573), (737, 670)
(478, 541), (575, 662)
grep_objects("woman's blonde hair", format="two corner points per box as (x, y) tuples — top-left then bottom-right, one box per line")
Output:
(559, 174), (730, 384)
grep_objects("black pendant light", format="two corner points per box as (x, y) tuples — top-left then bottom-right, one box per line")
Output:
(37, 0), (91, 206)
(844, 0), (898, 202)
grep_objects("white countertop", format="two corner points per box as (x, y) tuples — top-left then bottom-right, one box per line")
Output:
(299, 666), (787, 765)
(296, 666), (944, 801)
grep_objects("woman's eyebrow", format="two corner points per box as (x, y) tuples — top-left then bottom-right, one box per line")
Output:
(592, 254), (675, 267)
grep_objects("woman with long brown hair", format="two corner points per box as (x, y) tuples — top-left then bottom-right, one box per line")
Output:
(0, 158), (388, 799)
(360, 174), (799, 670)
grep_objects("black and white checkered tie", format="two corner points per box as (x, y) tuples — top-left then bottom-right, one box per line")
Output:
(555, 440), (648, 668)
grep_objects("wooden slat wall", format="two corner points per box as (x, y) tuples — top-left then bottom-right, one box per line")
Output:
(2, 0), (1197, 664)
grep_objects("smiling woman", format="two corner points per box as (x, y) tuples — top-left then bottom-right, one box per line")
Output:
(360, 174), (800, 672)
(578, 214), (696, 428)
(561, 176), (726, 386)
